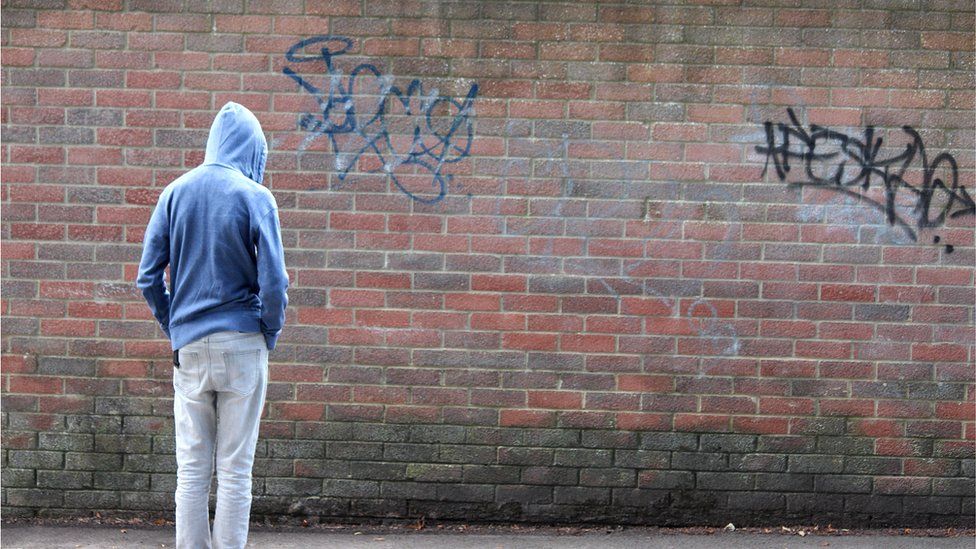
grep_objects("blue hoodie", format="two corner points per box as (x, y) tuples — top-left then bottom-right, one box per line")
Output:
(137, 102), (289, 351)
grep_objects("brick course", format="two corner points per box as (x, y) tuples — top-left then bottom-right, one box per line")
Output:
(2, 1), (974, 527)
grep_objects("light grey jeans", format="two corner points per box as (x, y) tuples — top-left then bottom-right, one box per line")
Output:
(173, 331), (268, 549)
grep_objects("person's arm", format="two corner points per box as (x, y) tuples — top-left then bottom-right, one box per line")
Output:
(136, 194), (172, 340)
(255, 205), (289, 350)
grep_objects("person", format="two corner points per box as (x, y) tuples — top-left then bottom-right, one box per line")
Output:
(137, 102), (288, 549)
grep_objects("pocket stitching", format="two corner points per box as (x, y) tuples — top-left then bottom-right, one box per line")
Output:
(222, 349), (260, 396)
(173, 350), (201, 396)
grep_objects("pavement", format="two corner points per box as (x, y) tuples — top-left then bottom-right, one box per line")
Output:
(2, 522), (974, 549)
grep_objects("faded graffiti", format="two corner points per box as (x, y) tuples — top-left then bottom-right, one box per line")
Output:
(494, 133), (740, 358)
(282, 35), (478, 204)
(757, 108), (974, 247)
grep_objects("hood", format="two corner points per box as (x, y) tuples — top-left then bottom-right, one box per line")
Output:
(203, 102), (268, 184)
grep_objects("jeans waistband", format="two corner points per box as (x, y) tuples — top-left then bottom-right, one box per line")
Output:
(198, 331), (262, 344)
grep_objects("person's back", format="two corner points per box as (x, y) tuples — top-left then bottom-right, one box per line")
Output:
(137, 102), (288, 549)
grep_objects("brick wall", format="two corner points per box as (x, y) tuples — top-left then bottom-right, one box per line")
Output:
(2, 0), (974, 527)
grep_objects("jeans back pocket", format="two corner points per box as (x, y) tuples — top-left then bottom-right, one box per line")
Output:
(174, 350), (203, 396)
(221, 349), (262, 396)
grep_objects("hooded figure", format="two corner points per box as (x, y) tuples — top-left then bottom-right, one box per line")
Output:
(137, 102), (288, 549)
(138, 101), (288, 351)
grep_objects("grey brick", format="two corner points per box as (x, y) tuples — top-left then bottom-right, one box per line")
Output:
(463, 465), (520, 484)
(1, 469), (35, 488)
(407, 425), (465, 444)
(267, 440), (324, 459)
(253, 458), (297, 477)
(614, 450), (669, 469)
(152, 436), (175, 454)
(120, 490), (172, 511)
(65, 452), (122, 471)
(640, 432), (698, 452)
(322, 479), (380, 498)
(816, 475), (873, 494)
(818, 436), (874, 456)
(554, 486), (610, 505)
(611, 487), (673, 508)
(672, 452), (727, 471)
(496, 485), (552, 504)
(405, 463), (462, 482)
(639, 470), (694, 490)
(94, 472), (149, 491)
(353, 423), (410, 443)
(698, 472), (755, 491)
(554, 448), (612, 467)
(123, 416), (173, 435)
(439, 445), (496, 464)
(38, 127), (93, 145)
(757, 436), (817, 454)
(961, 459), (975, 478)
(855, 304), (910, 321)
(845, 456), (902, 475)
(755, 472), (814, 492)
(904, 496), (961, 515)
(844, 494), (903, 514)
(700, 434), (756, 453)
(851, 381), (907, 399)
(381, 481), (437, 500)
(37, 470), (92, 489)
(66, 108), (123, 127)
(186, 33), (243, 53)
(265, 478), (322, 496)
(580, 468), (635, 488)
(907, 382), (966, 401)
(8, 69), (66, 87)
(348, 462), (405, 481)
(527, 353), (584, 371)
(150, 473), (177, 493)
(64, 490), (120, 508)
(5, 489), (62, 508)
(528, 276), (584, 294)
(415, 273), (469, 291)
(521, 428), (580, 448)
(521, 466), (578, 486)
(155, 129), (208, 149)
(8, 413), (66, 431)
(498, 447), (552, 466)
(38, 433), (93, 452)
(729, 454), (787, 472)
(67, 415), (122, 434)
(327, 442), (383, 461)
(384, 443), (438, 463)
(9, 450), (63, 469)
(789, 455), (845, 474)
(436, 483), (494, 502)
(94, 434), (152, 453)
(124, 454), (176, 473)
(96, 398), (152, 415)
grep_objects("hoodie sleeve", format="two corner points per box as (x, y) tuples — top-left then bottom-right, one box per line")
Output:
(255, 205), (289, 350)
(136, 194), (172, 340)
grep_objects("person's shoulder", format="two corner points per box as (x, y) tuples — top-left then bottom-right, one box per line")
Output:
(244, 180), (277, 209)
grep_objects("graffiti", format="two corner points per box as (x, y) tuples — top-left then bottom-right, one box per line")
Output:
(282, 35), (478, 203)
(757, 108), (974, 247)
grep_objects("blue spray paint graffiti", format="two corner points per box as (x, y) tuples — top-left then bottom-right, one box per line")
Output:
(282, 35), (478, 203)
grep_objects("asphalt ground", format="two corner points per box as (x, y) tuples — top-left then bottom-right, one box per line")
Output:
(2, 519), (973, 549)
